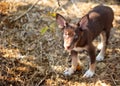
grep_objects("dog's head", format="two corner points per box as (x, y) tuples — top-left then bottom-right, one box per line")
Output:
(56, 14), (88, 51)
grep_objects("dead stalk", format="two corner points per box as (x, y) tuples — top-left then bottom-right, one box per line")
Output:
(12, 0), (40, 22)
(35, 74), (48, 86)
(111, 74), (117, 86)
(26, 72), (38, 86)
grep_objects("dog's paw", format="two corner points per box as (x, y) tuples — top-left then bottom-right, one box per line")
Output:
(96, 54), (104, 61)
(83, 69), (95, 78)
(64, 68), (74, 76)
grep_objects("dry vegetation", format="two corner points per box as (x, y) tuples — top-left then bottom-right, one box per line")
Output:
(0, 0), (120, 86)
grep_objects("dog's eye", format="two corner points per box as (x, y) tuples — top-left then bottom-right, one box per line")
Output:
(66, 33), (73, 37)
(69, 33), (74, 37)
(74, 35), (78, 39)
(63, 32), (67, 35)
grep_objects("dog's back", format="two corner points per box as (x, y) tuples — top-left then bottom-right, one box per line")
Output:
(80, 5), (114, 40)
(89, 5), (114, 28)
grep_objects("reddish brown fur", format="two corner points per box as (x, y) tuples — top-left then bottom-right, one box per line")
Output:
(56, 5), (114, 77)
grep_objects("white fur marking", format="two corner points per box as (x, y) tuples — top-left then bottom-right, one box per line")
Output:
(83, 69), (95, 78)
(96, 52), (104, 61)
(97, 43), (103, 50)
(64, 68), (74, 76)
(96, 32), (106, 61)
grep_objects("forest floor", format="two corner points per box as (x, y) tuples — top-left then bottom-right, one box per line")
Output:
(0, 0), (120, 86)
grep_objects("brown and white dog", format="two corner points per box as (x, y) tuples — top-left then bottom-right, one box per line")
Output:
(56, 5), (114, 78)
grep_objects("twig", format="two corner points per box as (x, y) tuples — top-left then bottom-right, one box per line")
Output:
(46, 54), (58, 75)
(111, 74), (117, 86)
(12, 0), (40, 22)
(71, 0), (79, 12)
(56, 0), (68, 16)
(35, 73), (49, 86)
(57, 0), (60, 7)
(71, 0), (80, 17)
(26, 72), (38, 86)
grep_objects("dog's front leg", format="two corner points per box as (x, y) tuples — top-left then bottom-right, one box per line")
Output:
(64, 50), (80, 76)
(83, 44), (96, 78)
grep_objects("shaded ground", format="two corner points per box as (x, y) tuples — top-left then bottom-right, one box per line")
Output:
(0, 0), (120, 86)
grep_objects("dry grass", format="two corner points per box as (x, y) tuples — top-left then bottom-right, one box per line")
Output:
(0, 0), (120, 86)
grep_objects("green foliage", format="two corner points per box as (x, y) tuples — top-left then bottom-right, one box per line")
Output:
(40, 22), (56, 35)
(40, 26), (49, 35)
(40, 12), (57, 35)
(49, 22), (56, 32)
(47, 12), (56, 17)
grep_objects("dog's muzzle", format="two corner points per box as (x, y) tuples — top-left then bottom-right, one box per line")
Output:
(68, 35), (79, 50)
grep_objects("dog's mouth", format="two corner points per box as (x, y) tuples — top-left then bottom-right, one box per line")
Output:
(64, 35), (79, 51)
(64, 45), (74, 51)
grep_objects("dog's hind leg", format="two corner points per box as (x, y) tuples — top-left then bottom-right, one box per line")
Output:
(96, 31), (106, 61)
(97, 33), (104, 50)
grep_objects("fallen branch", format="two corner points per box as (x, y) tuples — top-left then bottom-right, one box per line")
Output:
(35, 73), (48, 86)
(12, 0), (40, 22)
(111, 74), (117, 86)
(56, 0), (68, 16)
(71, 0), (80, 13)
(57, 0), (60, 7)
(26, 72), (38, 86)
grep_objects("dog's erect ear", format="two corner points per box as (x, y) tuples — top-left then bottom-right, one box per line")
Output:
(56, 13), (67, 29)
(77, 15), (89, 30)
